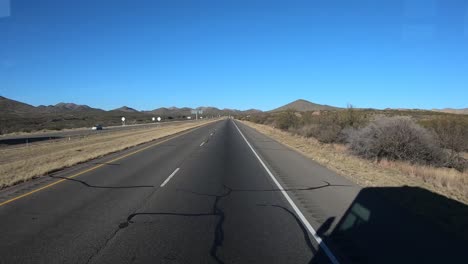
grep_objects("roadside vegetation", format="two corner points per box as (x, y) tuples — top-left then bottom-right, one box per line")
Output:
(239, 108), (468, 204)
(0, 120), (215, 188)
(0, 111), (187, 135)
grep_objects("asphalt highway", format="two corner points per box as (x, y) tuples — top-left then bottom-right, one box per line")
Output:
(0, 119), (466, 263)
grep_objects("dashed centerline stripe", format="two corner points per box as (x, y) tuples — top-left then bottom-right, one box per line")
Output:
(160, 168), (180, 187)
(200, 141), (206, 147)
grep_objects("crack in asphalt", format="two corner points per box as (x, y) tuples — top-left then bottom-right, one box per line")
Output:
(39, 127), (225, 264)
(48, 175), (154, 189)
(85, 226), (122, 264)
(173, 182), (345, 263)
(83, 179), (342, 264)
(228, 181), (350, 192)
(126, 212), (216, 222)
(123, 185), (232, 264)
(257, 204), (318, 264)
(178, 181), (349, 195)
(82, 133), (222, 263)
(210, 186), (232, 264)
(84, 181), (165, 263)
(109, 186), (230, 263)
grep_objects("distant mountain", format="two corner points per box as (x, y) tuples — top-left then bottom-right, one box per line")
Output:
(113, 106), (139, 113)
(432, 108), (468, 115)
(0, 96), (104, 116)
(242, 109), (263, 114)
(271, 99), (340, 112)
(144, 106), (258, 117)
(54, 102), (92, 111)
(0, 95), (260, 134)
(144, 107), (189, 117)
(0, 97), (108, 134)
(197, 107), (236, 116)
(36, 102), (100, 113)
(0, 96), (37, 114)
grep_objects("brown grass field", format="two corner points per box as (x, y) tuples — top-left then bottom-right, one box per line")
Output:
(0, 120), (217, 188)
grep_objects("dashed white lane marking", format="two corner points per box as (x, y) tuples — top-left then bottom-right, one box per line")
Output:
(232, 120), (340, 264)
(160, 168), (180, 187)
(200, 141), (206, 147)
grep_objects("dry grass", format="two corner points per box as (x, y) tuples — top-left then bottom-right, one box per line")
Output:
(0, 120), (216, 188)
(240, 121), (468, 205)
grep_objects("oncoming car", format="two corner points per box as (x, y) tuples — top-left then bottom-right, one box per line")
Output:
(91, 124), (103, 130)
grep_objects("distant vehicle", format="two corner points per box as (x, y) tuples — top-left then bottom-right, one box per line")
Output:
(91, 124), (103, 130)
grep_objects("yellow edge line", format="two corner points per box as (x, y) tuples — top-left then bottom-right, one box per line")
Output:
(0, 122), (214, 207)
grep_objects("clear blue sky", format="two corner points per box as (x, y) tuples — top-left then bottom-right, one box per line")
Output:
(1, 0), (467, 111)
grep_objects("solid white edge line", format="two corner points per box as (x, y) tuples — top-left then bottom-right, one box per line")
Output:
(160, 168), (180, 187)
(232, 120), (340, 264)
(200, 141), (206, 147)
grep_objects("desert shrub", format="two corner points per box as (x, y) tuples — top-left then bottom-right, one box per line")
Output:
(346, 116), (444, 165)
(336, 104), (369, 129)
(295, 124), (316, 138)
(295, 112), (339, 142)
(295, 123), (342, 143)
(444, 156), (467, 172)
(419, 116), (468, 171)
(314, 123), (343, 143)
(424, 116), (468, 153)
(295, 107), (370, 143)
(249, 114), (269, 124)
(274, 110), (299, 130)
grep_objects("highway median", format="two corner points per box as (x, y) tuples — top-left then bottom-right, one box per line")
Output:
(0, 120), (219, 188)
